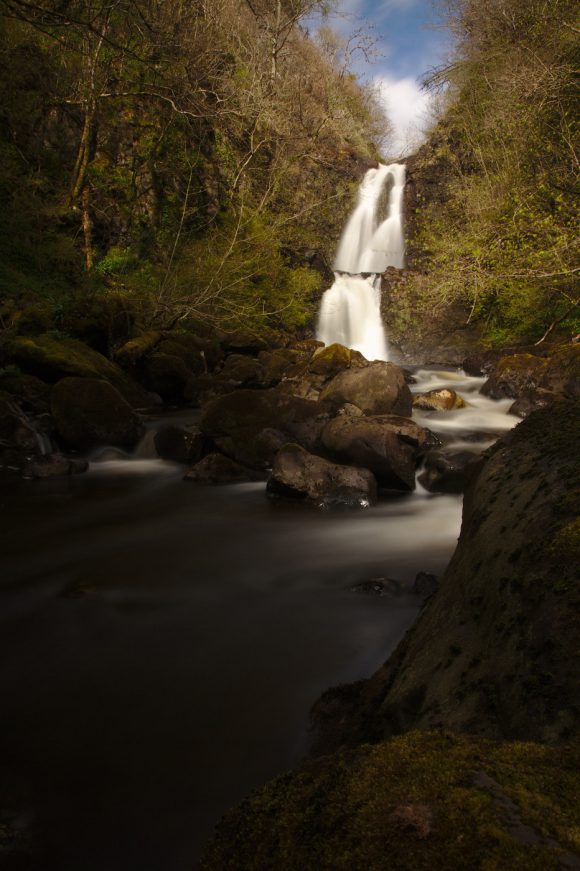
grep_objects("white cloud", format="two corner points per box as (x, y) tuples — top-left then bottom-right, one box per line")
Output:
(376, 75), (433, 157)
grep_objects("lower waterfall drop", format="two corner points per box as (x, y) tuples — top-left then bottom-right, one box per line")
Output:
(316, 163), (406, 362)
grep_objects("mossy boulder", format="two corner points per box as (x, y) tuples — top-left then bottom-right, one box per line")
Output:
(155, 333), (222, 372)
(1, 334), (149, 407)
(308, 343), (359, 377)
(202, 732), (580, 871)
(140, 353), (194, 403)
(200, 389), (330, 469)
(313, 401), (580, 751)
(257, 349), (310, 386)
(319, 362), (412, 416)
(481, 354), (550, 399)
(217, 354), (262, 386)
(114, 331), (163, 367)
(321, 415), (434, 491)
(267, 443), (377, 509)
(0, 368), (51, 413)
(51, 377), (144, 449)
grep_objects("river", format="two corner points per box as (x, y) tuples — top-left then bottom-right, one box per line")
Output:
(0, 367), (516, 870)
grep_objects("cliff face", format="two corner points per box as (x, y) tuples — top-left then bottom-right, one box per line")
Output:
(313, 400), (580, 751)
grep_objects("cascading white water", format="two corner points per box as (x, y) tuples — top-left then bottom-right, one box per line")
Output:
(316, 163), (406, 362)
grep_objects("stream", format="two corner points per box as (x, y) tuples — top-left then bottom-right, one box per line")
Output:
(0, 367), (517, 870)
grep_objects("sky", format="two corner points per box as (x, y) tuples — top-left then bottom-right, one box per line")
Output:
(314, 0), (451, 157)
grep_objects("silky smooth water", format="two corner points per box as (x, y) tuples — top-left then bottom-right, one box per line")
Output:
(0, 370), (518, 870)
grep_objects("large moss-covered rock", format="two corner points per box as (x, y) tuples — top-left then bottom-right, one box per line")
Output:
(418, 449), (481, 494)
(202, 732), (580, 871)
(114, 331), (163, 367)
(319, 362), (412, 416)
(481, 345), (580, 401)
(51, 377), (144, 448)
(321, 415), (433, 491)
(0, 368), (51, 413)
(1, 333), (149, 407)
(308, 343), (365, 377)
(313, 401), (580, 751)
(200, 389), (330, 469)
(267, 443), (377, 508)
(481, 354), (550, 399)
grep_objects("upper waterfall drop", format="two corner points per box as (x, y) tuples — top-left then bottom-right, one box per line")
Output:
(316, 162), (406, 362)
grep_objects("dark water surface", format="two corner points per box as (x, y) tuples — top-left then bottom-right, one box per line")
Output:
(0, 453), (463, 870)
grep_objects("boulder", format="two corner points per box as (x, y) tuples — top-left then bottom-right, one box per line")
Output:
(319, 362), (412, 416)
(155, 333), (222, 372)
(413, 388), (466, 411)
(51, 377), (143, 449)
(308, 343), (364, 377)
(154, 425), (206, 464)
(220, 329), (270, 355)
(200, 389), (330, 468)
(202, 732), (580, 871)
(184, 453), (258, 484)
(321, 415), (433, 491)
(140, 353), (194, 403)
(257, 348), (310, 386)
(114, 331), (163, 367)
(312, 400), (580, 750)
(24, 454), (88, 478)
(1, 333), (149, 407)
(267, 443), (377, 509)
(0, 369), (51, 413)
(418, 450), (481, 494)
(481, 354), (550, 399)
(216, 354), (262, 386)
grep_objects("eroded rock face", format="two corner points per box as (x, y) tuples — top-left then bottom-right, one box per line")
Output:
(321, 415), (433, 491)
(319, 362), (412, 416)
(312, 401), (580, 751)
(51, 377), (143, 449)
(200, 389), (330, 468)
(267, 443), (377, 509)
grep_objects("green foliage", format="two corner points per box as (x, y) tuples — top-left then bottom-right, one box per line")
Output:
(402, 0), (579, 345)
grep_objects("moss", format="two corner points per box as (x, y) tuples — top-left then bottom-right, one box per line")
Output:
(1, 333), (149, 407)
(202, 732), (580, 870)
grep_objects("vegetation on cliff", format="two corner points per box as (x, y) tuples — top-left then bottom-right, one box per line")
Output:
(0, 0), (387, 338)
(393, 0), (579, 350)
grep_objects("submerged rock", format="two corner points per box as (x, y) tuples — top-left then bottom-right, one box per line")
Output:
(319, 361), (412, 416)
(321, 415), (433, 491)
(51, 377), (143, 449)
(267, 443), (377, 509)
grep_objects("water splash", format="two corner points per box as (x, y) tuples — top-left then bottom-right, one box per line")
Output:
(317, 163), (406, 361)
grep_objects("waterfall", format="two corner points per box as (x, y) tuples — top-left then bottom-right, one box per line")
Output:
(316, 163), (406, 361)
